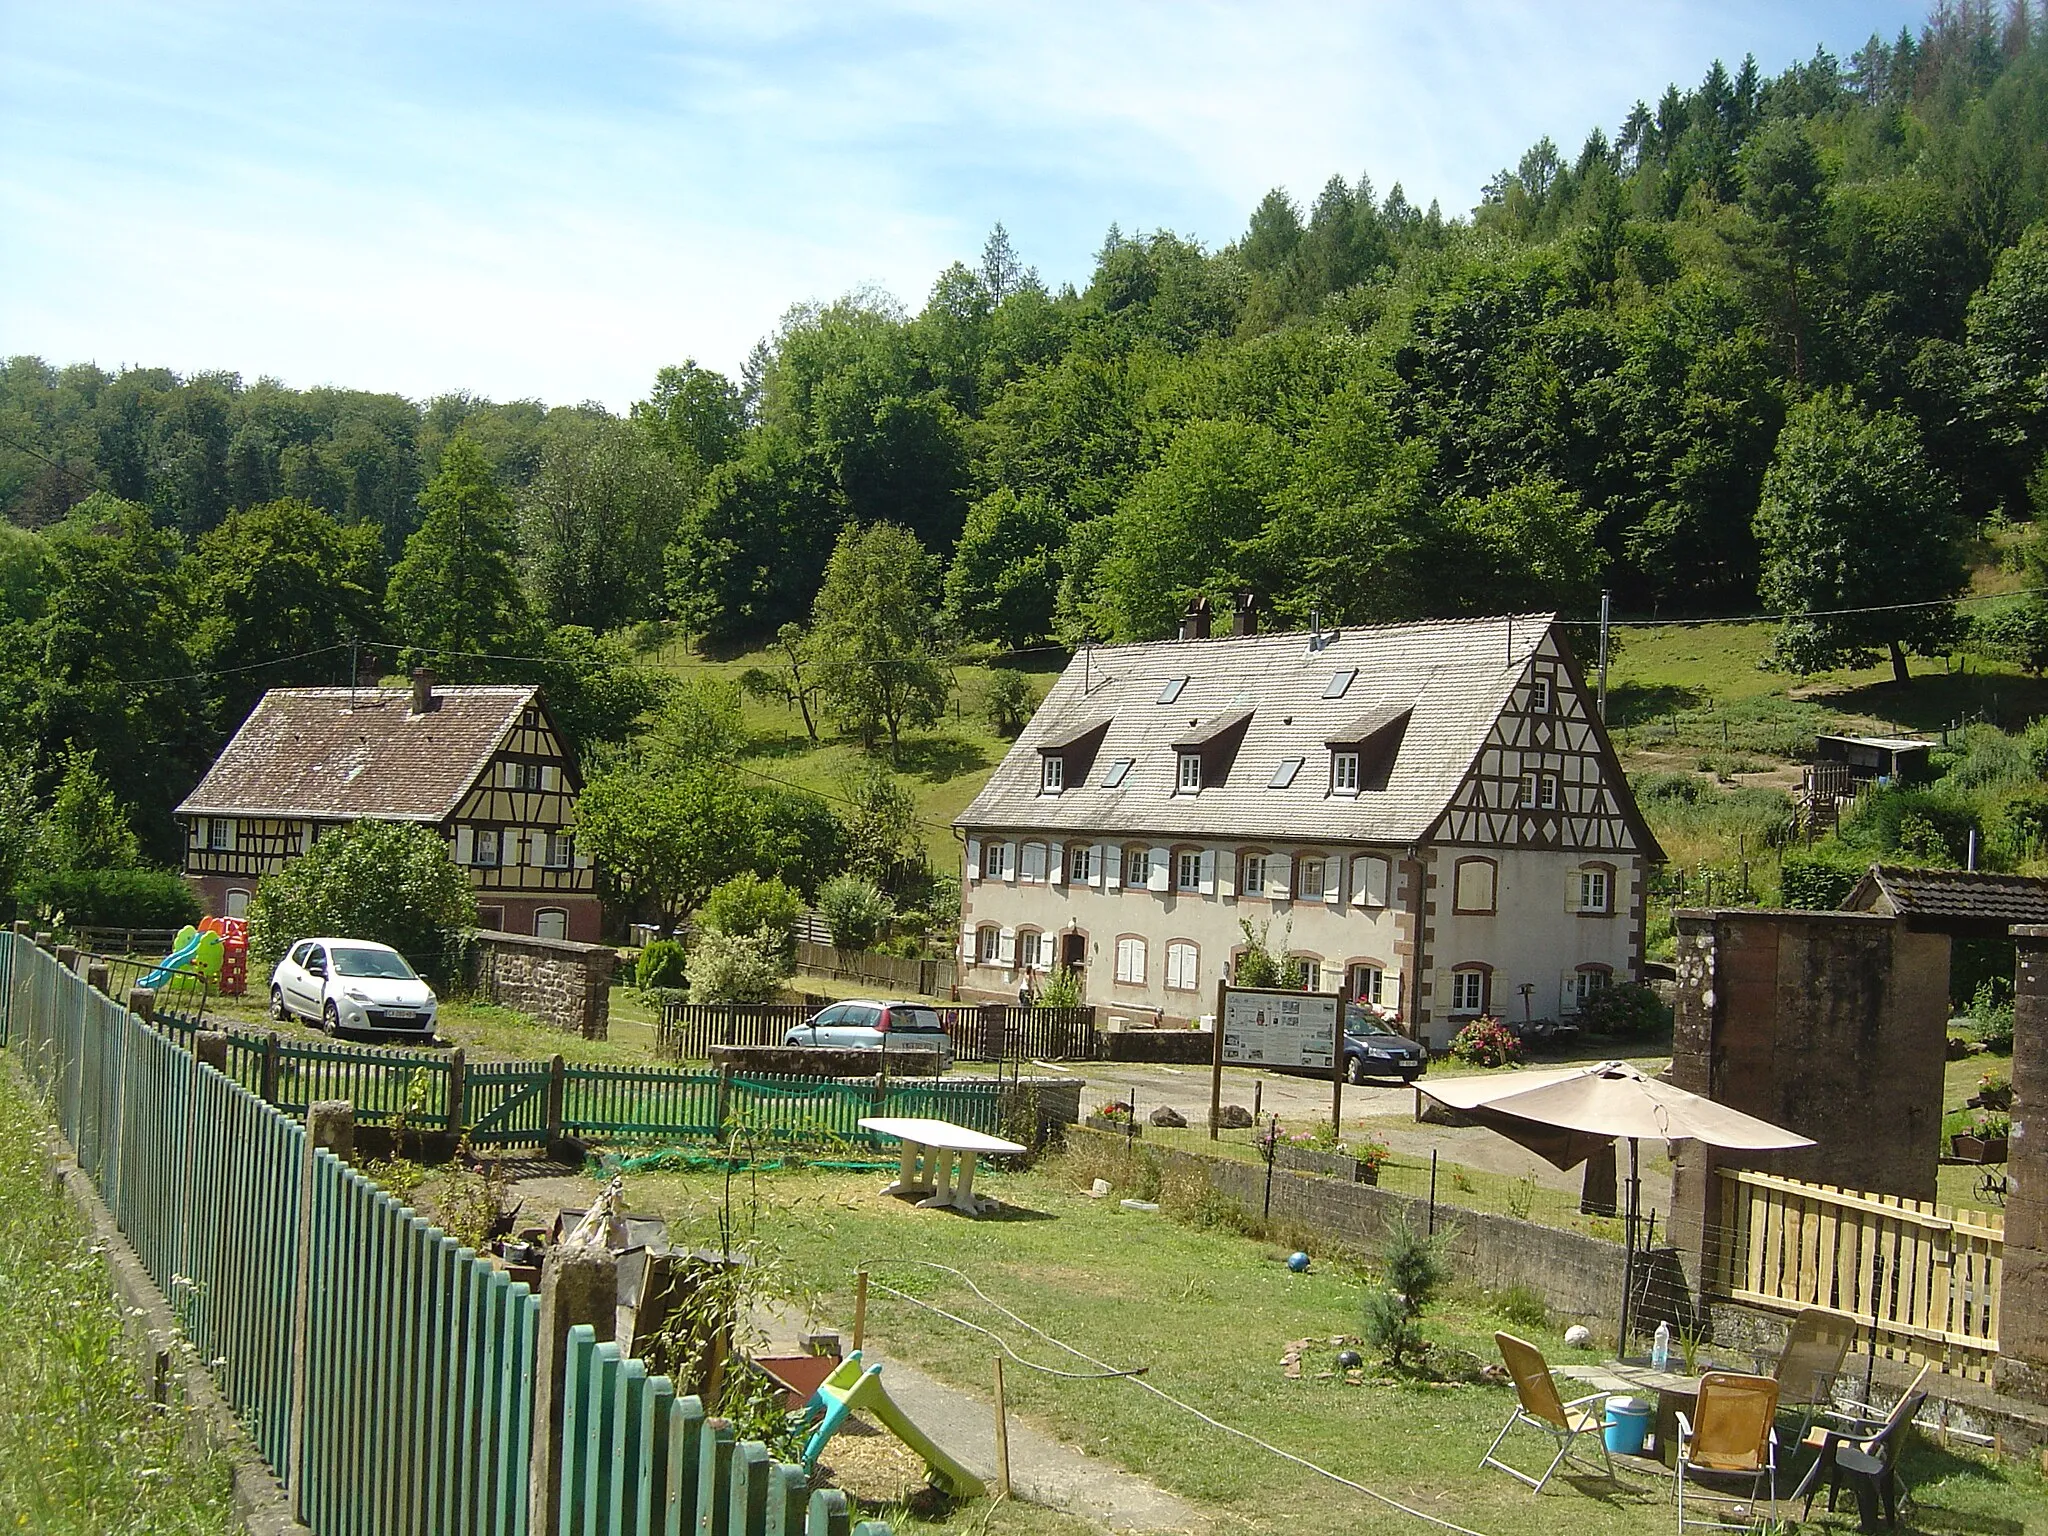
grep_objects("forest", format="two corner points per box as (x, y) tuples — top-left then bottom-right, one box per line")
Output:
(3, 1), (2048, 887)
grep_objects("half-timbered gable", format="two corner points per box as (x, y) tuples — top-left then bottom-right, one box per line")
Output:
(176, 672), (601, 940)
(953, 614), (1662, 1044)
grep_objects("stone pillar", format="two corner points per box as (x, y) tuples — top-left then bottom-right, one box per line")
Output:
(289, 1101), (355, 1512)
(1999, 927), (2048, 1404)
(56, 944), (78, 970)
(86, 961), (111, 996)
(128, 988), (156, 1024)
(529, 1247), (618, 1536)
(193, 1030), (229, 1074)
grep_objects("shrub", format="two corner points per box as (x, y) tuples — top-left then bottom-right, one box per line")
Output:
(1233, 917), (1292, 987)
(1363, 1212), (1450, 1369)
(687, 928), (791, 1004)
(1573, 981), (1669, 1038)
(245, 819), (477, 980)
(1779, 847), (1867, 909)
(22, 867), (201, 931)
(1968, 980), (2015, 1052)
(983, 669), (1035, 736)
(701, 873), (803, 956)
(816, 874), (892, 950)
(1035, 965), (1084, 1009)
(1448, 1017), (1522, 1067)
(636, 937), (688, 990)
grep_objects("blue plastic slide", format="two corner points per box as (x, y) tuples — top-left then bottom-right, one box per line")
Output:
(141, 927), (203, 990)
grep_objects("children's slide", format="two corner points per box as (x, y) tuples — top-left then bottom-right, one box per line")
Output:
(141, 925), (225, 992)
(140, 926), (204, 990)
(798, 1351), (985, 1499)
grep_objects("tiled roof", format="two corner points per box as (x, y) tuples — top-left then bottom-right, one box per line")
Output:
(176, 685), (538, 822)
(957, 615), (1556, 843)
(1847, 864), (2048, 926)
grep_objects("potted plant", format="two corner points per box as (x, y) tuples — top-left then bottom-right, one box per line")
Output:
(1953, 1113), (2010, 1163)
(1086, 1099), (1139, 1136)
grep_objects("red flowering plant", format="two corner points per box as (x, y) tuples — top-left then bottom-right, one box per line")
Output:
(1448, 1017), (1523, 1069)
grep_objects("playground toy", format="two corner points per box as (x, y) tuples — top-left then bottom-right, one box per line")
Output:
(141, 923), (224, 994)
(797, 1350), (984, 1499)
(203, 916), (249, 996)
(1287, 1251), (1311, 1273)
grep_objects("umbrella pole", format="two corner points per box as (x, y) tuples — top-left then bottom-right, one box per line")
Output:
(1618, 1136), (1639, 1358)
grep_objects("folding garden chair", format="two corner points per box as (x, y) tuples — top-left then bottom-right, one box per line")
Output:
(1480, 1332), (1616, 1493)
(1770, 1307), (1855, 1441)
(1792, 1364), (1932, 1533)
(1674, 1372), (1779, 1534)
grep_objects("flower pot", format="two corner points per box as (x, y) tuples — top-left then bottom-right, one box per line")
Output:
(1086, 1115), (1139, 1137)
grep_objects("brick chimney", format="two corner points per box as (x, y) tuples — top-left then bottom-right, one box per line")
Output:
(1178, 596), (1212, 641)
(1232, 592), (1258, 637)
(410, 667), (439, 715)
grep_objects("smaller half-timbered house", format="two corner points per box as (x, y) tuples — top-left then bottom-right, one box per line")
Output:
(176, 670), (600, 940)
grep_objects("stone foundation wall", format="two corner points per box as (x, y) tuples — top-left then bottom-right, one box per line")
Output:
(470, 929), (614, 1039)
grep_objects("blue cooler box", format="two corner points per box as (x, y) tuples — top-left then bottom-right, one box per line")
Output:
(1603, 1396), (1651, 1456)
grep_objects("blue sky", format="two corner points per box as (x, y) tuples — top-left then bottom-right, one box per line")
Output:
(0, 2), (1927, 410)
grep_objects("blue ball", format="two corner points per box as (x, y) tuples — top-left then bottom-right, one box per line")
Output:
(1287, 1251), (1310, 1273)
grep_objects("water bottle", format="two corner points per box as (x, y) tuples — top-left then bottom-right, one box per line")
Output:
(1651, 1320), (1672, 1372)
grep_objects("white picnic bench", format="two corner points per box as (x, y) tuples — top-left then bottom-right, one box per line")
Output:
(858, 1116), (1026, 1216)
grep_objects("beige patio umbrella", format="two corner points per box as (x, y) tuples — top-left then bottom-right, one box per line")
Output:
(1417, 1061), (1814, 1349)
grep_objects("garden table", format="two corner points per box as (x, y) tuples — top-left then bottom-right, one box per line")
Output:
(860, 1116), (1026, 1215)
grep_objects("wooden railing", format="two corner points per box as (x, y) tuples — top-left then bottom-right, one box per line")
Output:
(1715, 1168), (2004, 1380)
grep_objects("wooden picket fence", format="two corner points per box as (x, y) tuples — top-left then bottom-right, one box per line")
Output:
(1715, 1167), (2005, 1381)
(793, 940), (957, 999)
(1, 931), (896, 1536)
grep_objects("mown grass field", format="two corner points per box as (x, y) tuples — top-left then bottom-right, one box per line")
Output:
(614, 1151), (2048, 1536)
(0, 1067), (240, 1536)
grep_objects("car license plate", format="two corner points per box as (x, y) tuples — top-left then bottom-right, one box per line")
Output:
(383, 1010), (417, 1021)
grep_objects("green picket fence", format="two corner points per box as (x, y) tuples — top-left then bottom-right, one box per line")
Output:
(558, 1325), (889, 1536)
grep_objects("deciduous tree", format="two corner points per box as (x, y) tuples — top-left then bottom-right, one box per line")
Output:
(810, 524), (950, 757)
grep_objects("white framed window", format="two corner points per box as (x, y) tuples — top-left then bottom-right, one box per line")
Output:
(1453, 857), (1496, 915)
(474, 828), (501, 867)
(1041, 756), (1064, 794)
(1114, 936), (1147, 984)
(546, 832), (574, 869)
(225, 888), (251, 919)
(1289, 955), (1322, 992)
(1519, 773), (1538, 809)
(1240, 853), (1268, 897)
(1296, 856), (1326, 901)
(1017, 930), (1047, 971)
(1069, 844), (1095, 884)
(980, 840), (1012, 881)
(1531, 677), (1551, 713)
(1125, 847), (1150, 889)
(1451, 968), (1487, 1014)
(1332, 751), (1360, 794)
(976, 925), (1003, 964)
(1178, 753), (1202, 793)
(1269, 757), (1303, 788)
(1157, 676), (1187, 703)
(1352, 855), (1390, 907)
(1324, 668), (1358, 699)
(208, 818), (233, 851)
(1176, 850), (1202, 892)
(1567, 968), (1612, 1009)
(511, 761), (542, 791)
(1538, 775), (1560, 810)
(1577, 868), (1611, 914)
(1165, 940), (1200, 991)
(535, 908), (568, 940)
(1349, 964), (1386, 1006)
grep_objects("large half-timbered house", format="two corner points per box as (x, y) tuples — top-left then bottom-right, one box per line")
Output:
(176, 671), (600, 941)
(954, 613), (1661, 1046)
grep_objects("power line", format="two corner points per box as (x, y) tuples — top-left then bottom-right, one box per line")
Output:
(0, 427), (105, 497)
(1560, 586), (2043, 629)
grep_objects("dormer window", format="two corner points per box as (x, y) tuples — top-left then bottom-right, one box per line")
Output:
(1331, 751), (1360, 794)
(1041, 756), (1064, 794)
(1178, 753), (1202, 793)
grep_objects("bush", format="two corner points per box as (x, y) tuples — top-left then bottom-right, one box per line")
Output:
(1363, 1212), (1450, 1369)
(1573, 981), (1669, 1038)
(21, 867), (201, 931)
(245, 819), (477, 980)
(688, 928), (790, 1004)
(1233, 917), (1292, 987)
(701, 873), (803, 956)
(1036, 965), (1084, 1009)
(983, 669), (1035, 736)
(636, 937), (688, 990)
(1448, 1017), (1522, 1067)
(816, 874), (892, 950)
(1779, 847), (1867, 909)
(1968, 980), (2015, 1052)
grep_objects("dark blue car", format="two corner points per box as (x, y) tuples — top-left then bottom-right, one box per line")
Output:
(1341, 1006), (1426, 1084)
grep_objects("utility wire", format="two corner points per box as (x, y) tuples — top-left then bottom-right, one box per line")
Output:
(863, 1260), (1511, 1536)
(0, 428), (105, 496)
(1560, 586), (2043, 629)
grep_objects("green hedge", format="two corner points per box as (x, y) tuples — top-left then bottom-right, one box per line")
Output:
(1778, 849), (1868, 910)
(19, 868), (202, 930)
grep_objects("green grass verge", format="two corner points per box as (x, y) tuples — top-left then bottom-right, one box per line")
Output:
(613, 1156), (2047, 1536)
(0, 1067), (240, 1535)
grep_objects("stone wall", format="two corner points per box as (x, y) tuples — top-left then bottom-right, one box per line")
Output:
(1103, 1028), (1215, 1063)
(2000, 927), (2048, 1405)
(708, 1044), (945, 1077)
(1068, 1127), (1679, 1328)
(470, 929), (614, 1039)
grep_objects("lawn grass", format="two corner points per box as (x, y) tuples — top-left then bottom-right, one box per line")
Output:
(0, 1067), (240, 1536)
(613, 1156), (2048, 1536)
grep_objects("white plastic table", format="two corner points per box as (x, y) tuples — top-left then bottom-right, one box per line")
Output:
(859, 1116), (1026, 1216)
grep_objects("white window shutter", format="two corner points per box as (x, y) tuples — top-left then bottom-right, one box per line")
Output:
(966, 837), (982, 883)
(1435, 969), (1454, 1014)
(1218, 850), (1237, 897)
(1021, 842), (1047, 882)
(1198, 849), (1216, 896)
(1100, 843), (1119, 889)
(455, 826), (473, 865)
(1269, 854), (1291, 901)
(1386, 972), (1403, 1012)
(1049, 845), (1065, 885)
(1566, 868), (1582, 912)
(1559, 969), (1579, 1016)
(1323, 859), (1342, 904)
(961, 929), (977, 964)
(1000, 842), (1017, 883)
(1148, 846), (1171, 892)
(528, 831), (547, 867)
(998, 927), (1016, 966)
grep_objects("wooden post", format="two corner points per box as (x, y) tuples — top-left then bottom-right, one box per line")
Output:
(529, 1247), (618, 1536)
(86, 961), (111, 996)
(993, 1355), (1012, 1498)
(194, 1030), (229, 1075)
(259, 1033), (280, 1104)
(446, 1047), (467, 1133)
(543, 1053), (566, 1148)
(127, 987), (155, 1025)
(1209, 979), (1227, 1139)
(289, 1101), (354, 1514)
(1330, 987), (1349, 1137)
(852, 1269), (868, 1355)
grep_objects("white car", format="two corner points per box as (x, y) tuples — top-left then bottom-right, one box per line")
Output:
(783, 999), (954, 1068)
(269, 939), (439, 1037)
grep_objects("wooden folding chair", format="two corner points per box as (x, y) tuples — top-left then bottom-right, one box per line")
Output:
(1675, 1372), (1779, 1533)
(1480, 1332), (1617, 1493)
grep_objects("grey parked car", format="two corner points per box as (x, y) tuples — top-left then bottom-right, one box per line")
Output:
(784, 999), (955, 1068)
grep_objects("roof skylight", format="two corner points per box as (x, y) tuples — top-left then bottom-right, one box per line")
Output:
(1157, 677), (1187, 704)
(1324, 669), (1358, 699)
(1268, 757), (1304, 789)
(1102, 757), (1135, 788)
